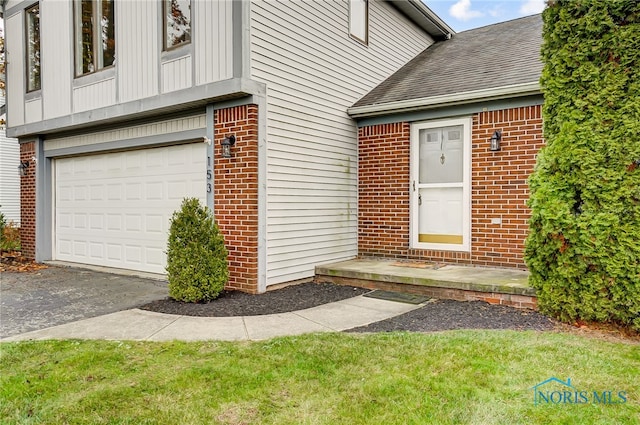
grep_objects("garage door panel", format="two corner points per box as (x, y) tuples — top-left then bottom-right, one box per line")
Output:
(55, 143), (206, 274)
(89, 242), (103, 259)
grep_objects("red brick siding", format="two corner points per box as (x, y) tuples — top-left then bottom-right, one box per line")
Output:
(472, 106), (544, 267)
(214, 105), (260, 293)
(19, 141), (36, 259)
(359, 123), (411, 257)
(358, 105), (544, 269)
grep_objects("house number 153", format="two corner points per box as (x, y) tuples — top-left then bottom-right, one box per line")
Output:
(207, 156), (212, 193)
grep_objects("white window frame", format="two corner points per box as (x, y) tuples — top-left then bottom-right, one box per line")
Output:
(349, 0), (368, 45)
(410, 117), (472, 252)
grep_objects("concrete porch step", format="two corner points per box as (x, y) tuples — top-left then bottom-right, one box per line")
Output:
(315, 258), (536, 309)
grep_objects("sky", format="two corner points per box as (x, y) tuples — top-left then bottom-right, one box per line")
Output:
(424, 0), (546, 32)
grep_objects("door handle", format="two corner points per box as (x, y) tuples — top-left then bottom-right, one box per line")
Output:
(418, 194), (422, 206)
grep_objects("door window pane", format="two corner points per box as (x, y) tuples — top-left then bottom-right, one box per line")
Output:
(419, 125), (463, 184)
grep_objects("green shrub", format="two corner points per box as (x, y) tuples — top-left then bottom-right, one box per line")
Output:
(0, 207), (21, 252)
(0, 208), (5, 241)
(1, 221), (21, 252)
(525, 0), (640, 330)
(166, 198), (228, 303)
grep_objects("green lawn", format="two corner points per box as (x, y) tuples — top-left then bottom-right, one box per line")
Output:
(1, 331), (638, 424)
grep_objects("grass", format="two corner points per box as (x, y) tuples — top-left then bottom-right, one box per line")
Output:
(1, 331), (638, 424)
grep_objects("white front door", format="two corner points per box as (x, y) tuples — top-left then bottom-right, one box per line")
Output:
(411, 118), (471, 251)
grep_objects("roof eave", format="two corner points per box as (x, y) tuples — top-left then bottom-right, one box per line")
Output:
(347, 82), (541, 118)
(392, 0), (455, 39)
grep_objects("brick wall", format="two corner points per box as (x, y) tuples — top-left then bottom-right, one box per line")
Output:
(19, 141), (36, 259)
(471, 105), (544, 267)
(214, 104), (260, 293)
(359, 123), (411, 256)
(358, 105), (544, 269)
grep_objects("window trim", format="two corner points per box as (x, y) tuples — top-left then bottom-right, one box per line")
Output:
(73, 0), (116, 78)
(25, 3), (41, 93)
(163, 0), (192, 52)
(349, 0), (368, 46)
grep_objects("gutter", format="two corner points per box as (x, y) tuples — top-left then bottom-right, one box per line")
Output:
(347, 82), (541, 118)
(406, 0), (454, 38)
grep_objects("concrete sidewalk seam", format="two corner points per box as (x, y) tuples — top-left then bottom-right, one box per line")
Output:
(241, 317), (250, 340)
(144, 314), (184, 341)
(290, 311), (338, 332)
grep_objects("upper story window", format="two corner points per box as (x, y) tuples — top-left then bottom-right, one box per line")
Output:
(74, 0), (116, 76)
(349, 0), (368, 45)
(164, 0), (191, 50)
(25, 4), (41, 92)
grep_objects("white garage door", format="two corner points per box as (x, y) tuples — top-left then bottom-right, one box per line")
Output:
(55, 143), (206, 274)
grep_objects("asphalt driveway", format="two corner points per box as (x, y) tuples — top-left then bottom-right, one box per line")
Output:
(0, 266), (169, 339)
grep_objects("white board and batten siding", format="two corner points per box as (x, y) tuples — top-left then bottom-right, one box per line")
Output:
(250, 0), (435, 285)
(4, 9), (25, 127)
(162, 56), (193, 94)
(194, 0), (234, 86)
(41, 0), (73, 120)
(5, 1), (233, 127)
(117, 1), (159, 103)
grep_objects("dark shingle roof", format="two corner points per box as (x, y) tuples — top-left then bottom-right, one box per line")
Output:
(352, 14), (543, 108)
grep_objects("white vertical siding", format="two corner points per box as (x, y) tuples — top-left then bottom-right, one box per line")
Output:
(7, 0), (237, 136)
(24, 98), (43, 124)
(41, 1), (72, 120)
(194, 0), (233, 85)
(118, 0), (159, 103)
(5, 12), (25, 127)
(73, 78), (117, 113)
(251, 0), (434, 285)
(0, 126), (21, 224)
(161, 56), (193, 93)
(45, 114), (206, 151)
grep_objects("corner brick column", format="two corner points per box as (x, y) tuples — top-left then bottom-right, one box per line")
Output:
(214, 105), (260, 293)
(19, 141), (36, 259)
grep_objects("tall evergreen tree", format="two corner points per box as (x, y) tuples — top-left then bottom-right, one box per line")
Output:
(526, 0), (640, 330)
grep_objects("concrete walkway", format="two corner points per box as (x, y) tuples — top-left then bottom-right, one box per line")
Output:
(1, 295), (423, 342)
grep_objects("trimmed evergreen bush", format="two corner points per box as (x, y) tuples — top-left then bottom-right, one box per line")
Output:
(525, 0), (640, 330)
(166, 198), (228, 303)
(0, 209), (5, 243)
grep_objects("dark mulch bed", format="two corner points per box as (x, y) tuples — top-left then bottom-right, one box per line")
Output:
(140, 282), (558, 333)
(139, 282), (370, 317)
(348, 299), (557, 333)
